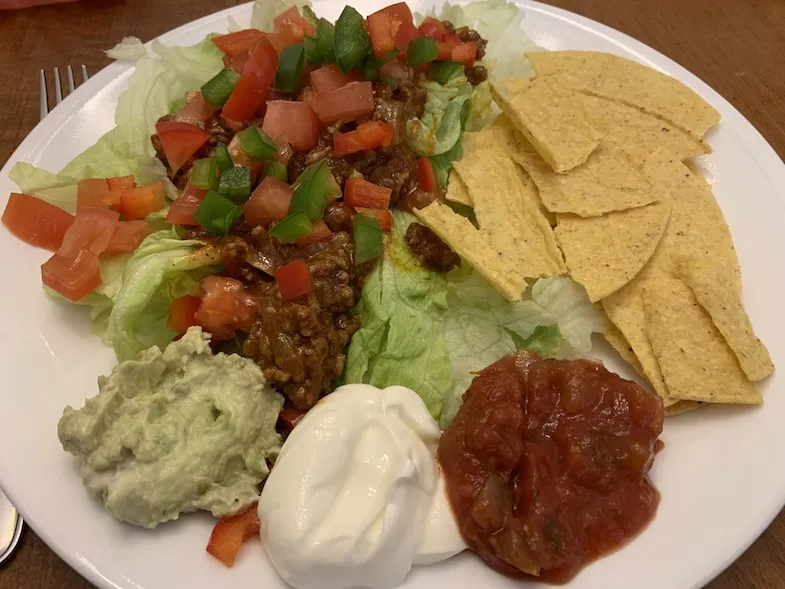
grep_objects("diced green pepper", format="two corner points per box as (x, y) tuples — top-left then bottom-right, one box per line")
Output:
(275, 43), (306, 95)
(194, 190), (243, 236)
(263, 160), (289, 183)
(353, 214), (383, 264)
(190, 158), (219, 190)
(302, 5), (319, 27)
(215, 143), (233, 172)
(406, 37), (439, 66)
(218, 166), (252, 202)
(429, 61), (465, 85)
(288, 160), (342, 221)
(269, 211), (313, 243)
(237, 126), (277, 161)
(304, 36), (322, 62)
(316, 18), (336, 64)
(201, 67), (241, 108)
(334, 6), (372, 73)
(362, 49), (399, 81)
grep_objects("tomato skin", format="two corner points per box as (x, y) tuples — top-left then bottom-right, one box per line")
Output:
(195, 275), (259, 341)
(206, 504), (260, 568)
(77, 178), (110, 209)
(166, 294), (202, 334)
(277, 402), (308, 432)
(294, 220), (332, 248)
(2, 193), (75, 251)
(104, 221), (151, 256)
(418, 17), (449, 40)
(309, 64), (363, 94)
(312, 81), (374, 124)
(356, 207), (392, 232)
(155, 121), (210, 174)
(344, 177), (392, 210)
(222, 36), (278, 123)
(107, 176), (136, 191)
(244, 177), (293, 228)
(59, 206), (120, 259)
(451, 42), (477, 66)
(332, 132), (365, 158)
(275, 259), (314, 301)
(41, 249), (102, 302)
(262, 101), (319, 152)
(166, 184), (207, 226)
(438, 40), (458, 61)
(369, 2), (419, 57)
(175, 92), (218, 125)
(417, 157), (439, 193)
(121, 182), (166, 221)
(333, 121), (394, 157)
(274, 6), (315, 47)
(211, 29), (264, 56)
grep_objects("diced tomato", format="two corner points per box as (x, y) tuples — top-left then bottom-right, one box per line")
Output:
(212, 29), (264, 56)
(438, 40), (458, 61)
(380, 59), (410, 81)
(41, 249), (102, 302)
(206, 504), (261, 568)
(175, 92), (218, 125)
(367, 2), (418, 57)
(222, 36), (278, 122)
(76, 178), (109, 209)
(226, 51), (251, 76)
(262, 101), (319, 152)
(155, 121), (210, 174)
(278, 402), (308, 432)
(107, 176), (135, 191)
(418, 17), (449, 40)
(344, 177), (392, 210)
(274, 6), (315, 48)
(59, 207), (120, 259)
(227, 134), (256, 167)
(272, 134), (293, 165)
(104, 221), (151, 256)
(120, 182), (166, 221)
(300, 86), (318, 110)
(451, 42), (478, 66)
(332, 121), (394, 157)
(417, 157), (439, 193)
(310, 64), (363, 94)
(166, 184), (207, 226)
(264, 32), (286, 55)
(312, 81), (374, 124)
(243, 177), (293, 228)
(2, 193), (74, 251)
(195, 276), (259, 341)
(166, 294), (202, 334)
(295, 220), (332, 248)
(275, 259), (313, 301)
(356, 207), (392, 232)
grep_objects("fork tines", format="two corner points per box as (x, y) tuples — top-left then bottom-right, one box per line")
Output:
(39, 64), (89, 121)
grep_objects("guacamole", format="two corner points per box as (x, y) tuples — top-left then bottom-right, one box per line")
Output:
(58, 327), (284, 529)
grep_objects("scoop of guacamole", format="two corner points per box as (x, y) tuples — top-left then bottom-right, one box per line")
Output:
(58, 326), (284, 529)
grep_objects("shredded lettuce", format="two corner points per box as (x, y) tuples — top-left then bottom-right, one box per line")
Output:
(345, 212), (453, 419)
(407, 72), (472, 157)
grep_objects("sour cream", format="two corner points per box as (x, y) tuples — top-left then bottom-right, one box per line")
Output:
(258, 384), (466, 589)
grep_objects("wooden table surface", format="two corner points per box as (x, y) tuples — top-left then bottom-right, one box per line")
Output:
(1, 0), (785, 587)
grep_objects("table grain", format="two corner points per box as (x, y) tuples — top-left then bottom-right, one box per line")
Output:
(1, 0), (785, 588)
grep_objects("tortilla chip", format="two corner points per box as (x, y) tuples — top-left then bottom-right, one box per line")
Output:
(490, 78), (605, 173)
(664, 401), (703, 417)
(462, 116), (522, 157)
(453, 153), (566, 278)
(513, 162), (556, 227)
(573, 93), (711, 165)
(413, 202), (527, 301)
(643, 278), (762, 405)
(445, 173), (473, 207)
(603, 321), (645, 376)
(527, 51), (721, 138)
(555, 198), (670, 302)
(513, 143), (659, 217)
(675, 257), (773, 381)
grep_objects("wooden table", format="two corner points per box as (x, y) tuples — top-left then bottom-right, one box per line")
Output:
(1, 0), (785, 587)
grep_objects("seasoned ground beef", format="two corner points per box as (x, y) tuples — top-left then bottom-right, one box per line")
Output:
(404, 222), (461, 272)
(323, 201), (355, 233)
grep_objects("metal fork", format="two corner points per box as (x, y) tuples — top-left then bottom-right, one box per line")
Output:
(39, 64), (89, 121)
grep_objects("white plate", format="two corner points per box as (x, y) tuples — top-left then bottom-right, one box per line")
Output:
(1, 2), (784, 588)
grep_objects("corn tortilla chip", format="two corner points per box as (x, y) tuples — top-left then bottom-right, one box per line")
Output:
(453, 153), (566, 278)
(675, 257), (773, 381)
(643, 278), (762, 405)
(490, 78), (605, 173)
(512, 143), (659, 217)
(445, 173), (473, 207)
(664, 401), (703, 417)
(462, 116), (521, 157)
(413, 202), (527, 301)
(555, 197), (670, 302)
(527, 51), (721, 138)
(603, 321), (645, 376)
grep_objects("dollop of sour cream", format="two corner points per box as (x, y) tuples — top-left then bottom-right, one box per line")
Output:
(258, 384), (466, 589)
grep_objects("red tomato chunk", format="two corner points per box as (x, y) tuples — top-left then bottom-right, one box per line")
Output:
(195, 275), (259, 341)
(263, 101), (319, 152)
(206, 504), (261, 568)
(275, 259), (313, 301)
(344, 177), (392, 210)
(2, 193), (74, 251)
(312, 81), (374, 124)
(244, 177), (293, 228)
(167, 295), (202, 334)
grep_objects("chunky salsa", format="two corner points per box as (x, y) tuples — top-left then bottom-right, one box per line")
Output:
(438, 350), (664, 583)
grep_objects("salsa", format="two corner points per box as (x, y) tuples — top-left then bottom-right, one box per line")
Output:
(438, 350), (664, 583)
